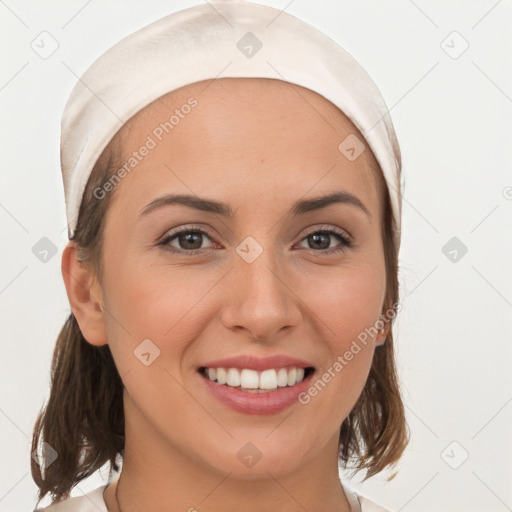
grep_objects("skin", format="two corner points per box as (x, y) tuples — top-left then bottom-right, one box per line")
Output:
(62, 77), (390, 512)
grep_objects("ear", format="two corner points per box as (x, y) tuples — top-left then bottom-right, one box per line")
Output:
(375, 321), (390, 347)
(375, 294), (396, 347)
(61, 241), (108, 346)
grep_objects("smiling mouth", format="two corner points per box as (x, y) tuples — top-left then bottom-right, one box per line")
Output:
(198, 366), (315, 393)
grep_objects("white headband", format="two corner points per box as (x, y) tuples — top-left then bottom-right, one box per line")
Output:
(61, 0), (403, 249)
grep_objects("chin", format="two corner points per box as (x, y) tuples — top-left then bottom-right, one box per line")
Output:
(197, 437), (313, 480)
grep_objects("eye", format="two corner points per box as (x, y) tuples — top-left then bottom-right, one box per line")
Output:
(297, 227), (352, 254)
(159, 226), (218, 254)
(158, 225), (352, 255)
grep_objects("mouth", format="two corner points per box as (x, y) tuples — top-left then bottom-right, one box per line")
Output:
(198, 366), (316, 393)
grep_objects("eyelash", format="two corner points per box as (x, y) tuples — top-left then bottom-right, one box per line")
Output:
(158, 225), (352, 256)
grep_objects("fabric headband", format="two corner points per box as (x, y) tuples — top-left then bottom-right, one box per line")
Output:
(60, 0), (403, 249)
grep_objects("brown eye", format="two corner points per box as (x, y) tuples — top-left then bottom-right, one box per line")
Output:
(175, 231), (204, 250)
(298, 228), (352, 254)
(160, 227), (217, 254)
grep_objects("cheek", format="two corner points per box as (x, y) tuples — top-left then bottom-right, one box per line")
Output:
(296, 263), (385, 417)
(306, 261), (386, 346)
(101, 254), (217, 362)
(100, 263), (205, 421)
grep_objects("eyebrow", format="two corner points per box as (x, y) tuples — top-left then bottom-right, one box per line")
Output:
(139, 191), (371, 219)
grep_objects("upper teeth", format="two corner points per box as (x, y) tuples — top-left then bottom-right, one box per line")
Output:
(205, 367), (306, 390)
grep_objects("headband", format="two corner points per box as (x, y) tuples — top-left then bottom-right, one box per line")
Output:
(61, 0), (403, 249)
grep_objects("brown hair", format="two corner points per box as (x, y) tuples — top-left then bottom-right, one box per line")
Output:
(338, 154), (409, 479)
(31, 90), (408, 508)
(31, 144), (126, 508)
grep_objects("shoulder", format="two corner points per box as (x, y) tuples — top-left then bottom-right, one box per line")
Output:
(340, 479), (394, 512)
(33, 484), (108, 512)
(358, 494), (394, 512)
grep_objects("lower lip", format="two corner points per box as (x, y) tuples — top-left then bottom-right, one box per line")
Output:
(198, 370), (315, 415)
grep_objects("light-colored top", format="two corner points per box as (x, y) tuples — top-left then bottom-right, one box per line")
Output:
(33, 478), (392, 512)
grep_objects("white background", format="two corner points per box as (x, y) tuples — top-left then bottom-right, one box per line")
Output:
(1, 1), (511, 511)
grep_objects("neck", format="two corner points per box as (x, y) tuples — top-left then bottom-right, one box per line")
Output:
(106, 395), (351, 512)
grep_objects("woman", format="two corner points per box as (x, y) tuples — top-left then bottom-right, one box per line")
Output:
(31, 2), (408, 511)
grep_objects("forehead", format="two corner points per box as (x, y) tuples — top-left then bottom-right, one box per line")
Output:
(108, 77), (381, 217)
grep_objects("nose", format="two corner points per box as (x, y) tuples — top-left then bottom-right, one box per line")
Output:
(220, 248), (302, 342)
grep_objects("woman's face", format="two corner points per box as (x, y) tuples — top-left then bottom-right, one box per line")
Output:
(91, 78), (388, 478)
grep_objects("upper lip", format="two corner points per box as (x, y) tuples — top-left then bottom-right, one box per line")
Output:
(199, 354), (315, 372)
